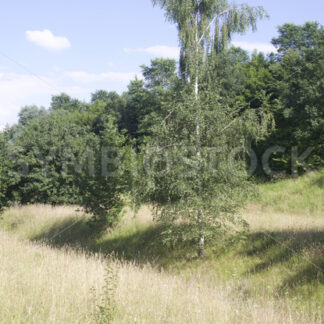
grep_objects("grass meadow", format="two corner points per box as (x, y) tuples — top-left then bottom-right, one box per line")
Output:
(0, 170), (323, 323)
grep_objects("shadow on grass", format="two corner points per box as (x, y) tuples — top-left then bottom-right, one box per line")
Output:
(29, 216), (324, 289)
(240, 230), (324, 292)
(30, 219), (214, 269)
(313, 173), (324, 188)
(30, 217), (95, 248)
(94, 225), (201, 268)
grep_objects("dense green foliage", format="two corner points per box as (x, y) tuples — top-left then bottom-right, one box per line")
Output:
(0, 132), (15, 212)
(0, 98), (133, 227)
(265, 22), (324, 173)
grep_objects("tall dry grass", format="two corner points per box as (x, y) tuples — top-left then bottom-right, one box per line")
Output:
(0, 230), (321, 324)
(1, 173), (324, 324)
(115, 261), (322, 324)
(0, 231), (105, 323)
(244, 204), (324, 231)
(0, 204), (87, 240)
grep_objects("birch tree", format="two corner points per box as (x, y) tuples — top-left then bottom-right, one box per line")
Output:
(136, 0), (270, 257)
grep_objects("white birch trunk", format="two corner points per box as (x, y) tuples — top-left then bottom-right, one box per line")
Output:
(194, 12), (205, 258)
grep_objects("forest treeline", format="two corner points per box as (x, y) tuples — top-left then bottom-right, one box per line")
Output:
(0, 21), (323, 236)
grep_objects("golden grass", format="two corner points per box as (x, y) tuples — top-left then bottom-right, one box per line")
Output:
(115, 262), (321, 324)
(244, 204), (324, 232)
(0, 229), (321, 324)
(3, 203), (324, 237)
(0, 204), (87, 240)
(0, 204), (323, 323)
(0, 231), (105, 323)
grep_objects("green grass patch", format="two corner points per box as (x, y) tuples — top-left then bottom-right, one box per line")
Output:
(254, 169), (324, 215)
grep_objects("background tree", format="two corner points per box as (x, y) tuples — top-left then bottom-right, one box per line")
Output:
(18, 105), (48, 126)
(0, 130), (19, 212)
(120, 78), (163, 141)
(240, 52), (276, 110)
(6, 111), (89, 205)
(139, 59), (179, 140)
(141, 58), (177, 90)
(261, 22), (324, 174)
(2, 98), (133, 228)
(90, 90), (124, 126)
(50, 93), (85, 112)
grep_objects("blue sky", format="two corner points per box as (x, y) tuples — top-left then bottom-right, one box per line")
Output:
(0, 0), (323, 127)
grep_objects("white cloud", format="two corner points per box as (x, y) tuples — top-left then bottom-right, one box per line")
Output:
(64, 71), (142, 83)
(231, 41), (277, 54)
(0, 68), (141, 125)
(0, 125), (5, 132)
(124, 45), (180, 59)
(0, 72), (60, 125)
(25, 29), (71, 51)
(125, 43), (276, 57)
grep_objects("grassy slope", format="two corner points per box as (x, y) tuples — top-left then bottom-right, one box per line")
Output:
(254, 169), (324, 216)
(0, 170), (323, 323)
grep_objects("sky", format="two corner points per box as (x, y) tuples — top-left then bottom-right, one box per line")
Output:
(0, 0), (323, 128)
